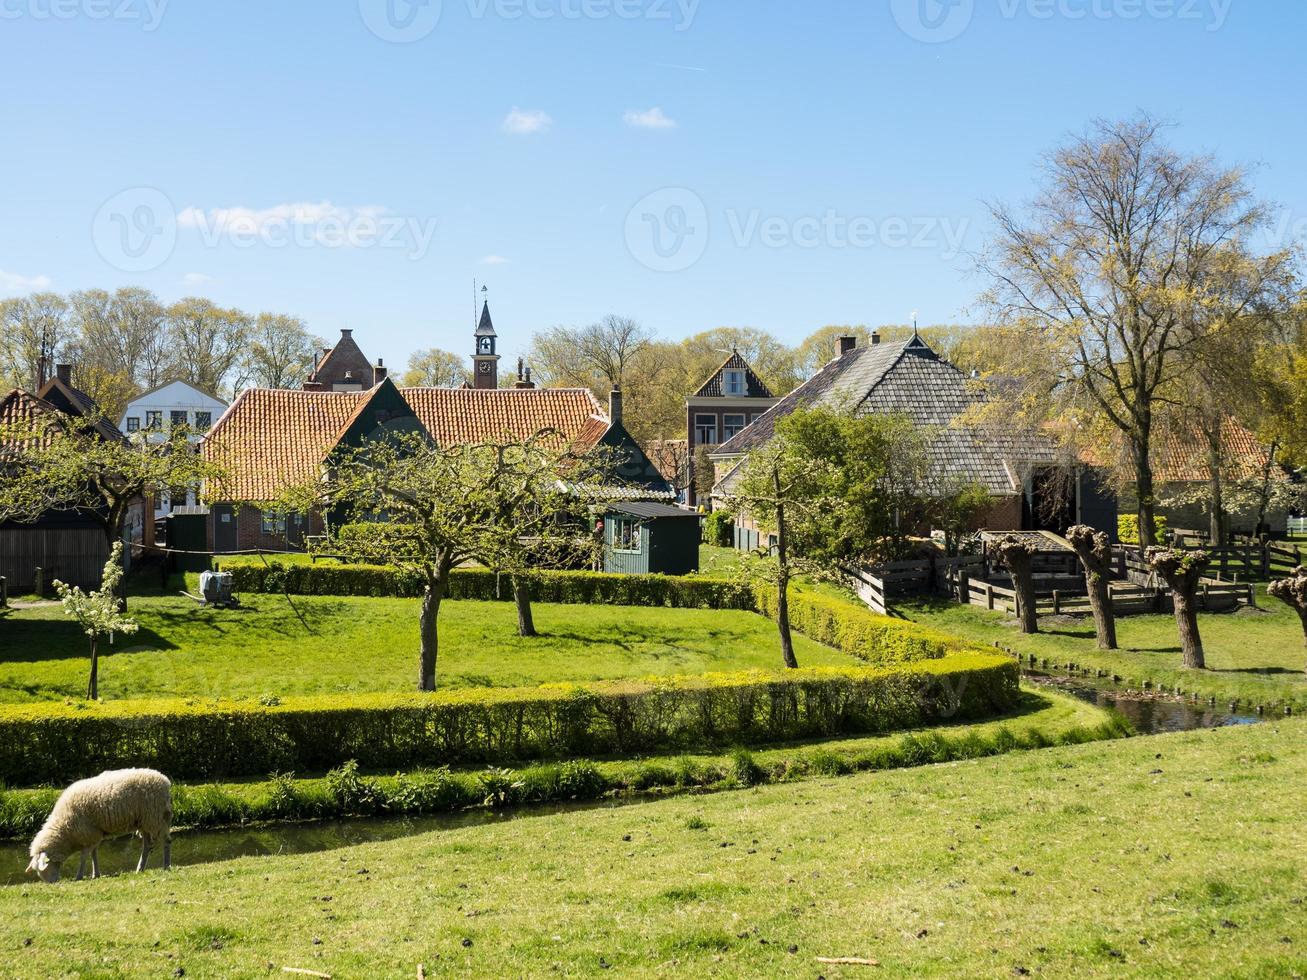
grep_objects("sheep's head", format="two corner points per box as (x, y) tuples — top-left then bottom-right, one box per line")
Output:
(26, 852), (59, 884)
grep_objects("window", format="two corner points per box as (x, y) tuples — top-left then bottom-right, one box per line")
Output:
(723, 413), (746, 439)
(194, 411), (212, 431)
(145, 410), (162, 430)
(125, 416), (140, 432)
(612, 517), (641, 552)
(694, 414), (718, 445)
(170, 410), (188, 429)
(260, 511), (287, 535)
(723, 369), (746, 395)
(750, 412), (763, 424)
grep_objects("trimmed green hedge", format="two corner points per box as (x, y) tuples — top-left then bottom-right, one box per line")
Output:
(0, 656), (1018, 784)
(225, 562), (758, 610)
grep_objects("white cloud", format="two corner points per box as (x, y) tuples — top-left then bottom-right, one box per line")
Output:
(480, 255), (509, 265)
(502, 108), (553, 135)
(176, 201), (392, 246)
(624, 107), (677, 130)
(182, 272), (213, 286)
(0, 269), (52, 294)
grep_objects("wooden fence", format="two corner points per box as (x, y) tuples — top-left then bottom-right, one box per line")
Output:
(1289, 517), (1307, 537)
(1149, 533), (1302, 582)
(958, 576), (1253, 617)
(0, 527), (110, 592)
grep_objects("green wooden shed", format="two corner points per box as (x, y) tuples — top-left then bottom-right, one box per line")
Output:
(601, 502), (700, 576)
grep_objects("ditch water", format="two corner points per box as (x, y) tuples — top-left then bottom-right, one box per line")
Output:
(0, 680), (1263, 887)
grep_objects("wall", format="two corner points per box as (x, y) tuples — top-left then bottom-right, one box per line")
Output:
(208, 505), (323, 554)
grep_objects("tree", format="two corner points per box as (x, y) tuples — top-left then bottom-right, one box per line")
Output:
(166, 298), (251, 398)
(1268, 567), (1307, 662)
(68, 287), (169, 414)
(0, 292), (73, 390)
(991, 534), (1039, 634)
(1146, 547), (1210, 669)
(982, 114), (1297, 548)
(692, 444), (717, 505)
(244, 313), (319, 389)
(0, 410), (220, 609)
(1066, 524), (1118, 650)
(401, 347), (469, 388)
(52, 542), (138, 700)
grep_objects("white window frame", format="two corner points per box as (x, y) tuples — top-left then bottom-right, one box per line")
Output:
(723, 369), (746, 395)
(694, 413), (718, 445)
(723, 413), (746, 440)
(612, 517), (642, 553)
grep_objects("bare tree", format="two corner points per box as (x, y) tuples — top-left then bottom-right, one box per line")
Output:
(0, 292), (73, 390)
(1146, 547), (1210, 669)
(401, 347), (469, 388)
(244, 313), (319, 389)
(1268, 567), (1307, 662)
(166, 298), (251, 398)
(982, 114), (1297, 548)
(1066, 524), (1118, 649)
(992, 534), (1039, 634)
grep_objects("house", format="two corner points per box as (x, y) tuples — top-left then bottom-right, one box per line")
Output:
(589, 388), (676, 502)
(710, 332), (1117, 550)
(119, 380), (229, 519)
(685, 350), (781, 506)
(0, 365), (146, 590)
(303, 328), (378, 391)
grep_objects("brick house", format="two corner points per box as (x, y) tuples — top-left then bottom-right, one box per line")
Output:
(709, 333), (1117, 551)
(684, 350), (781, 506)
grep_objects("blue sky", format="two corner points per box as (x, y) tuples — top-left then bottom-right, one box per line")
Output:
(1, 0), (1303, 369)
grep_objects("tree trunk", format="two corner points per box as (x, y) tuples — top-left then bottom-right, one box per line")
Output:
(1268, 569), (1307, 666)
(773, 469), (798, 670)
(1254, 440), (1279, 538)
(512, 574), (536, 637)
(1205, 426), (1225, 547)
(1067, 525), (1117, 650)
(1133, 431), (1158, 549)
(993, 535), (1038, 634)
(87, 635), (99, 700)
(1146, 548), (1210, 670)
(418, 570), (444, 691)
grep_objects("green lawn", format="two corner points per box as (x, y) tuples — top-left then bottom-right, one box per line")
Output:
(897, 592), (1307, 709)
(1, 718), (1301, 977)
(0, 595), (854, 703)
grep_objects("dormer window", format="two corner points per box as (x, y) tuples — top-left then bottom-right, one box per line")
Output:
(723, 369), (746, 395)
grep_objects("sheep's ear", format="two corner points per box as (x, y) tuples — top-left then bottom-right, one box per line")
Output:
(36, 853), (50, 872)
(24, 857), (36, 874)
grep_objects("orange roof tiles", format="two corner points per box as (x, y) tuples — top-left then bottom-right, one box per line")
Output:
(202, 384), (609, 501)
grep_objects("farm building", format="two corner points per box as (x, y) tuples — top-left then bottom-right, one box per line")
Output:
(600, 502), (700, 575)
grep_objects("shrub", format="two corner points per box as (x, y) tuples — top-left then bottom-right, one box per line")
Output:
(0, 656), (1019, 785)
(1118, 514), (1168, 545)
(702, 511), (734, 548)
(325, 760), (388, 816)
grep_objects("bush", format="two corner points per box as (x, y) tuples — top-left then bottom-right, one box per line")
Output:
(334, 522), (424, 565)
(1118, 514), (1168, 545)
(702, 511), (734, 548)
(0, 656), (1018, 785)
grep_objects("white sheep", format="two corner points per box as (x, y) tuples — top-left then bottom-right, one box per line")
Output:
(26, 768), (173, 883)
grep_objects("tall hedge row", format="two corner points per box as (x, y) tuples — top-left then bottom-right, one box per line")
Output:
(0, 657), (1018, 784)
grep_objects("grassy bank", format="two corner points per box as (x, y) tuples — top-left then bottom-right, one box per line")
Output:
(897, 593), (1307, 709)
(1, 717), (1301, 977)
(0, 595), (854, 703)
(0, 687), (1114, 839)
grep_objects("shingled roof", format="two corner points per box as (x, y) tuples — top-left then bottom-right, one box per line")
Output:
(713, 336), (1056, 498)
(0, 375), (125, 449)
(1153, 418), (1286, 484)
(202, 382), (610, 501)
(692, 351), (775, 399)
(304, 329), (373, 390)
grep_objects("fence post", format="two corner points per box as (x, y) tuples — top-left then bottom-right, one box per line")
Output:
(33, 566), (43, 598)
(985, 582), (995, 611)
(0, 575), (6, 608)
(1247, 583), (1257, 608)
(1201, 582), (1210, 611)
(957, 569), (969, 605)
(1053, 590), (1061, 615)
(1260, 543), (1270, 580)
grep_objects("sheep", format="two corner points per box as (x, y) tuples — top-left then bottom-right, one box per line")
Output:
(26, 768), (173, 883)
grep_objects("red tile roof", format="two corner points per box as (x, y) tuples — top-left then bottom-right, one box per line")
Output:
(1153, 417), (1281, 483)
(202, 384), (609, 501)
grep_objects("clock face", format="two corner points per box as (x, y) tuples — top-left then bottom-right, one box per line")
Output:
(478, 361), (491, 374)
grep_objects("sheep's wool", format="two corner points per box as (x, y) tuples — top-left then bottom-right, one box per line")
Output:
(30, 768), (172, 864)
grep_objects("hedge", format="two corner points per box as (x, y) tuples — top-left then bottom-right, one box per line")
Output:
(0, 655), (1018, 784)
(1118, 514), (1168, 545)
(225, 562), (758, 610)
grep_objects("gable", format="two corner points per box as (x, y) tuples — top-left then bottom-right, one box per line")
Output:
(597, 420), (675, 498)
(333, 379), (426, 451)
(692, 352), (775, 399)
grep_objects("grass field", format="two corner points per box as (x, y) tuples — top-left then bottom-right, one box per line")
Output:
(0, 717), (1300, 977)
(0, 595), (854, 703)
(897, 592), (1307, 709)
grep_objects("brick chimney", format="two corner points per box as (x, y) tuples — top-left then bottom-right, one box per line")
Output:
(837, 336), (857, 357)
(55, 363), (72, 385)
(870, 331), (881, 346)
(513, 357), (536, 389)
(372, 358), (388, 386)
(609, 387), (623, 426)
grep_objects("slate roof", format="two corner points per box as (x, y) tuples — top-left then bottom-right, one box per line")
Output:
(712, 336), (1056, 498)
(606, 501), (697, 520)
(203, 385), (610, 501)
(475, 301), (497, 337)
(692, 351), (775, 399)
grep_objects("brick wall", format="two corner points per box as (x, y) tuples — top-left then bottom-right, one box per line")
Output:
(208, 505), (324, 553)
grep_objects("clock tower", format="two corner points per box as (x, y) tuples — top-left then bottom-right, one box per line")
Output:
(472, 289), (499, 389)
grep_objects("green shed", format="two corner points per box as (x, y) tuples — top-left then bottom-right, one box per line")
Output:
(165, 506), (213, 573)
(601, 502), (701, 576)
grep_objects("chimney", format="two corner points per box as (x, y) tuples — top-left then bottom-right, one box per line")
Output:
(55, 363), (72, 385)
(340, 328), (353, 339)
(837, 335), (857, 357)
(609, 387), (623, 426)
(372, 358), (387, 386)
(870, 331), (881, 346)
(525, 367), (533, 387)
